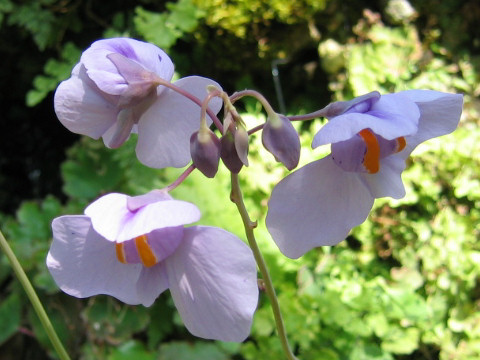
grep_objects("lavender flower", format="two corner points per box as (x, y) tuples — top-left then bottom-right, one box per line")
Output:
(266, 90), (463, 258)
(47, 191), (258, 341)
(54, 38), (223, 169)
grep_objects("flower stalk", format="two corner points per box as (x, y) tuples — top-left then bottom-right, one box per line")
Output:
(0, 229), (71, 360)
(165, 164), (196, 192)
(230, 173), (298, 360)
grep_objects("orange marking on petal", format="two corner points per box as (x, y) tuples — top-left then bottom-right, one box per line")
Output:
(135, 235), (157, 268)
(116, 242), (127, 264)
(395, 136), (406, 153)
(358, 129), (380, 174)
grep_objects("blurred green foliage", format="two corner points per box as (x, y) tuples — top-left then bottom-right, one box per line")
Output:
(1, 0), (480, 359)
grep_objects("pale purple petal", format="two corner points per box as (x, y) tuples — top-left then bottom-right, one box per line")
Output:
(82, 38), (174, 95)
(101, 107), (136, 148)
(84, 193), (201, 241)
(47, 216), (145, 305)
(330, 134), (367, 172)
(313, 93), (420, 147)
(266, 156), (374, 258)
(136, 263), (169, 307)
(323, 91), (381, 117)
(126, 190), (172, 211)
(136, 76), (223, 169)
(165, 226), (258, 342)
(148, 226), (185, 263)
(358, 155), (407, 199)
(398, 90), (463, 156)
(54, 64), (117, 139)
(83, 49), (127, 95)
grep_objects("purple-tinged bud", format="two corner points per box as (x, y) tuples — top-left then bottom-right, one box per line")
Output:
(234, 125), (249, 166)
(220, 132), (244, 174)
(262, 114), (300, 170)
(190, 128), (221, 178)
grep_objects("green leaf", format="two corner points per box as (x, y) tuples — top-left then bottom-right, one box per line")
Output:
(350, 343), (394, 360)
(159, 341), (229, 360)
(167, 0), (203, 32)
(134, 0), (202, 50)
(61, 140), (123, 199)
(7, 2), (56, 50)
(108, 340), (155, 360)
(0, 292), (21, 345)
(26, 42), (81, 106)
(146, 298), (175, 348)
(381, 327), (420, 354)
(82, 297), (150, 343)
(134, 7), (178, 49)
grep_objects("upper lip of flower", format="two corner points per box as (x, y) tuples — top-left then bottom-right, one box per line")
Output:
(312, 92), (421, 148)
(84, 192), (201, 242)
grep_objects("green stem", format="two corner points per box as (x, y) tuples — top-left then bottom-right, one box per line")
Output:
(0, 229), (71, 360)
(230, 173), (298, 360)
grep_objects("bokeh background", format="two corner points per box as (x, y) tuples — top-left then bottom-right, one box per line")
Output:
(1, 0), (479, 359)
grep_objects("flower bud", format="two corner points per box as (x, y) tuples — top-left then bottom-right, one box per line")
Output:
(220, 132), (244, 174)
(262, 114), (300, 170)
(190, 128), (221, 178)
(234, 125), (249, 166)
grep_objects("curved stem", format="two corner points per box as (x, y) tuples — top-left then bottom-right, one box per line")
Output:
(165, 164), (196, 192)
(0, 229), (71, 360)
(230, 173), (298, 360)
(230, 89), (277, 116)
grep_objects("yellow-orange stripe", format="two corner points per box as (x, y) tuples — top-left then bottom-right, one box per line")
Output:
(358, 129), (380, 174)
(395, 136), (406, 153)
(116, 242), (127, 264)
(135, 235), (157, 267)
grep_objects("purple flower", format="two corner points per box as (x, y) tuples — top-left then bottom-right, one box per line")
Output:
(47, 191), (258, 341)
(54, 38), (223, 169)
(266, 90), (463, 259)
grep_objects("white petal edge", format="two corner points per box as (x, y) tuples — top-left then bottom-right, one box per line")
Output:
(266, 156), (375, 258)
(165, 226), (258, 342)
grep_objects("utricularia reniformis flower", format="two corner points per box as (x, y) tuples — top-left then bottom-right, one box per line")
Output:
(54, 37), (223, 169)
(47, 190), (258, 342)
(266, 90), (463, 259)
